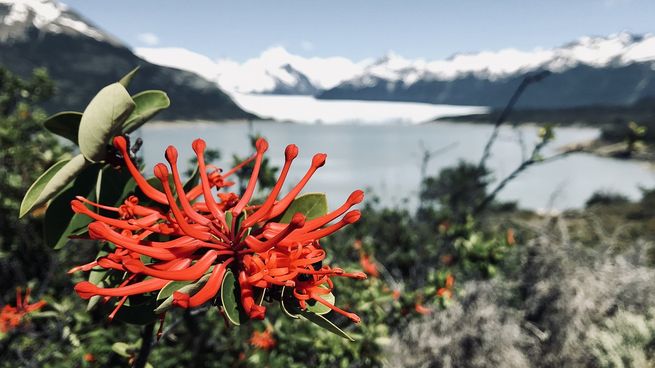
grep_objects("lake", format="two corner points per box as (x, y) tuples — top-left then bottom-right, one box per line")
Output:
(139, 120), (655, 212)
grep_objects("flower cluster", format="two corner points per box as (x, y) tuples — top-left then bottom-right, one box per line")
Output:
(250, 329), (276, 350)
(436, 273), (455, 300)
(0, 288), (46, 333)
(70, 136), (365, 323)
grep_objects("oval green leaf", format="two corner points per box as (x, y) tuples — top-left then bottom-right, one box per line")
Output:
(300, 310), (355, 341)
(44, 162), (101, 249)
(111, 342), (132, 358)
(153, 272), (211, 314)
(20, 154), (90, 217)
(156, 280), (194, 302)
(78, 83), (135, 162)
(306, 286), (335, 315)
(220, 269), (245, 325)
(121, 90), (170, 134)
(43, 111), (82, 145)
(183, 166), (200, 193)
(279, 193), (328, 223)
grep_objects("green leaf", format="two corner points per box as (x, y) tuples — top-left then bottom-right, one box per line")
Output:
(225, 210), (249, 238)
(43, 111), (82, 145)
(111, 342), (132, 358)
(29, 311), (59, 319)
(20, 154), (90, 217)
(280, 285), (301, 319)
(156, 281), (194, 303)
(221, 270), (246, 325)
(121, 90), (170, 134)
(300, 310), (355, 341)
(97, 165), (135, 214)
(86, 277), (107, 311)
(86, 250), (110, 311)
(153, 272), (211, 314)
(78, 83), (136, 163)
(119, 66), (140, 88)
(44, 162), (101, 249)
(279, 193), (328, 223)
(306, 286), (335, 315)
(183, 166), (200, 193)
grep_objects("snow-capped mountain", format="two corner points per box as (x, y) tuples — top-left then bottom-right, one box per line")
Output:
(136, 46), (369, 95)
(0, 0), (254, 120)
(319, 33), (655, 108)
(342, 32), (655, 85)
(0, 0), (114, 43)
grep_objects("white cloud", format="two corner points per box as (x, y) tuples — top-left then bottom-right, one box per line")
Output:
(300, 40), (314, 51)
(137, 32), (159, 46)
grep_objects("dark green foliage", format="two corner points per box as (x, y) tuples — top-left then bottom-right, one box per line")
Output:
(586, 191), (630, 207)
(0, 67), (69, 294)
(419, 161), (492, 221)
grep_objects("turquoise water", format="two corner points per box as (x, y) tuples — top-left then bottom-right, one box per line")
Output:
(139, 121), (655, 211)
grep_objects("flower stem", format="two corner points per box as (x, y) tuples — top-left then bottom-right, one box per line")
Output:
(133, 323), (155, 368)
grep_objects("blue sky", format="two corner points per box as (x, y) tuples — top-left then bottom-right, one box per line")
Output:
(63, 0), (655, 61)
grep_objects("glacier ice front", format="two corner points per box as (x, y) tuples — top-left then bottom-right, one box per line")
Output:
(229, 94), (487, 125)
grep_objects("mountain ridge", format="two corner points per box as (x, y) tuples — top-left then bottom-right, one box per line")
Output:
(138, 32), (655, 108)
(319, 32), (655, 108)
(0, 0), (255, 120)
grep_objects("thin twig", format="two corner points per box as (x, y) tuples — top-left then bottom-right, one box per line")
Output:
(475, 144), (581, 214)
(417, 141), (459, 180)
(151, 307), (210, 348)
(478, 71), (551, 169)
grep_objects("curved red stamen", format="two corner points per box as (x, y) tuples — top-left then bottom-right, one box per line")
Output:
(113, 136), (167, 204)
(238, 270), (266, 320)
(74, 259), (190, 299)
(89, 222), (197, 261)
(192, 139), (227, 228)
(154, 163), (214, 242)
(71, 200), (140, 230)
(241, 144), (298, 229)
(123, 250), (218, 281)
(165, 146), (211, 226)
(244, 213), (305, 252)
(267, 153), (327, 219)
(277, 211), (360, 246)
(174, 258), (233, 308)
(231, 138), (269, 215)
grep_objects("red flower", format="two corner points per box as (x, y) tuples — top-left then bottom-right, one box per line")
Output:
(0, 288), (46, 333)
(506, 228), (516, 246)
(445, 273), (455, 289)
(250, 329), (276, 350)
(359, 253), (379, 278)
(70, 137), (365, 323)
(414, 302), (432, 315)
(436, 288), (452, 299)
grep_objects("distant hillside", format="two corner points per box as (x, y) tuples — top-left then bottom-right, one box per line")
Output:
(437, 97), (655, 155)
(0, 0), (256, 121)
(318, 33), (655, 109)
(436, 97), (655, 126)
